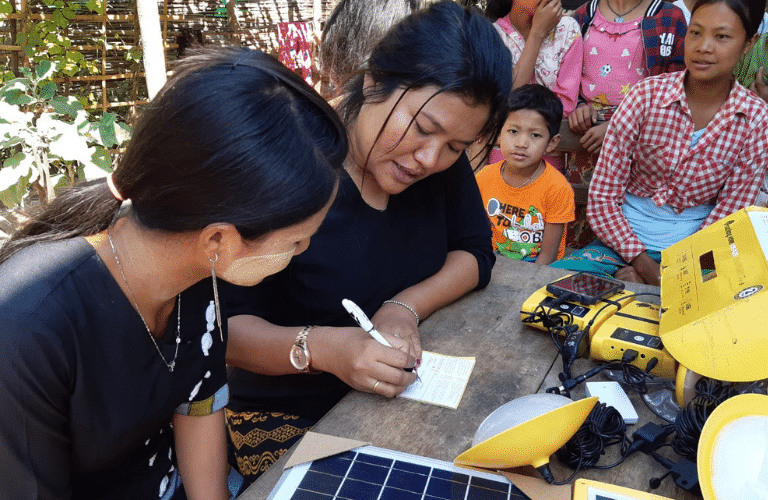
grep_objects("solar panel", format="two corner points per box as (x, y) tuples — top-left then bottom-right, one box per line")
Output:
(267, 446), (532, 500)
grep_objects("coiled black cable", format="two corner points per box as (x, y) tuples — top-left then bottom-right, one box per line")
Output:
(521, 302), (574, 331)
(556, 402), (631, 470)
(671, 378), (738, 459)
(609, 357), (658, 395)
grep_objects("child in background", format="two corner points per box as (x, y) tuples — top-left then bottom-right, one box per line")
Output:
(472, 0), (583, 170)
(569, 0), (687, 155)
(476, 84), (575, 265)
(487, 0), (583, 116)
(553, 0), (768, 284)
(733, 0), (768, 205)
(735, 29), (768, 102)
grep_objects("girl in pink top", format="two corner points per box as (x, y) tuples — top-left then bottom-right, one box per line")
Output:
(579, 14), (647, 112)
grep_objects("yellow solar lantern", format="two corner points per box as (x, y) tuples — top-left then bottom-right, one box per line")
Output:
(454, 394), (598, 475)
(698, 393), (768, 500)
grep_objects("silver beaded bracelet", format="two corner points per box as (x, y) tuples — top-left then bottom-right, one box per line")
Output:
(382, 300), (420, 326)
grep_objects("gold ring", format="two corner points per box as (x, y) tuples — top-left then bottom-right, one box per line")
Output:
(372, 380), (381, 392)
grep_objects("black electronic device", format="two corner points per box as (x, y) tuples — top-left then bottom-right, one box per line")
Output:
(546, 272), (625, 305)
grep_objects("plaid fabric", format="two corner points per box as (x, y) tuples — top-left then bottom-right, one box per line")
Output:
(574, 0), (686, 76)
(588, 71), (768, 262)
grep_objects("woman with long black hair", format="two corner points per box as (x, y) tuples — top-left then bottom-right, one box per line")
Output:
(225, 0), (513, 487)
(0, 48), (347, 499)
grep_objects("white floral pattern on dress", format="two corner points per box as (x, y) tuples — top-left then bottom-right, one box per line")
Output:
(494, 16), (581, 91)
(188, 371), (212, 401)
(201, 300), (216, 356)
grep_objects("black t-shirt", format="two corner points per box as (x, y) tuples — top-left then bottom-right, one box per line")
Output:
(0, 238), (228, 499)
(226, 153), (494, 421)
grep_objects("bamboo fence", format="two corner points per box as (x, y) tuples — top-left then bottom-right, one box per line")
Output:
(0, 0), (335, 113)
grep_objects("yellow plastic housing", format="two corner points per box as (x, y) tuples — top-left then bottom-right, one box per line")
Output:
(453, 396), (598, 470)
(698, 393), (768, 500)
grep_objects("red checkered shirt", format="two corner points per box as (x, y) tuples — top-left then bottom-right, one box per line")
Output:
(587, 70), (768, 262)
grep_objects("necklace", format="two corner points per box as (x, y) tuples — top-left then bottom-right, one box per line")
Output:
(503, 160), (543, 189)
(605, 0), (644, 22)
(108, 234), (181, 372)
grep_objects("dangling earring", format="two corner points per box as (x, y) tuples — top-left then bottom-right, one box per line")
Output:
(209, 254), (224, 342)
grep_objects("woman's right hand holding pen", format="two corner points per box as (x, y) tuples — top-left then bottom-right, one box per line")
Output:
(309, 326), (417, 398)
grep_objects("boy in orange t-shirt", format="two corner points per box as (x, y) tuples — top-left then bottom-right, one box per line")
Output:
(476, 84), (575, 264)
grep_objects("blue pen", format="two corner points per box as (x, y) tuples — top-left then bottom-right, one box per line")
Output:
(342, 298), (420, 380)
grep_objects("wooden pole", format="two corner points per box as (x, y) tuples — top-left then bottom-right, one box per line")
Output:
(162, 0), (168, 65)
(101, 0), (107, 111)
(312, 0), (321, 38)
(9, 0), (18, 75)
(20, 0), (28, 69)
(136, 0), (166, 99)
(225, 0), (241, 45)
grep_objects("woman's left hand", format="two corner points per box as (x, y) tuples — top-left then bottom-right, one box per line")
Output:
(580, 121), (609, 154)
(628, 251), (660, 286)
(614, 265), (644, 283)
(372, 302), (422, 364)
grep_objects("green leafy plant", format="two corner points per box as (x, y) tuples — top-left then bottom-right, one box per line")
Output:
(0, 0), (144, 108)
(8, 0), (103, 81)
(0, 59), (131, 209)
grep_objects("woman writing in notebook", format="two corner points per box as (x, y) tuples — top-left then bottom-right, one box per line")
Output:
(224, 0), (512, 487)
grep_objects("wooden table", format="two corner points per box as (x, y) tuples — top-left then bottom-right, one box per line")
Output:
(240, 258), (699, 500)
